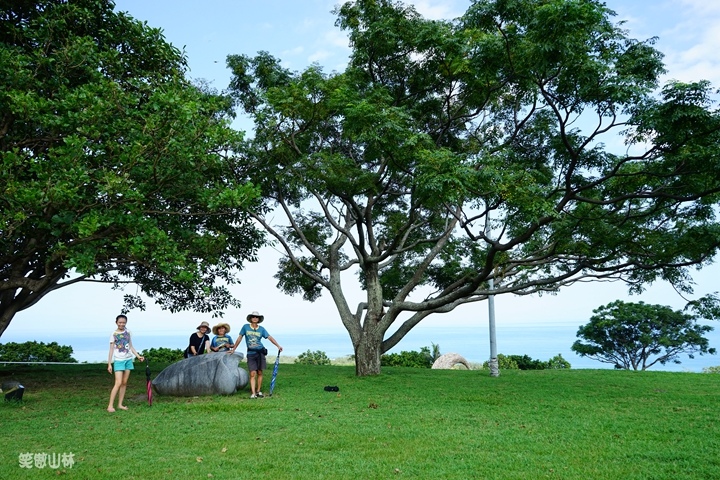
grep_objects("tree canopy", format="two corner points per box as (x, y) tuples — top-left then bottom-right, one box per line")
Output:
(571, 298), (718, 370)
(0, 0), (262, 336)
(228, 0), (720, 375)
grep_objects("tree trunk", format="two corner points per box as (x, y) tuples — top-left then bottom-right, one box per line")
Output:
(0, 302), (22, 338)
(354, 331), (383, 376)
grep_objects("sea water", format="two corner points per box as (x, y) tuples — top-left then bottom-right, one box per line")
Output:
(4, 323), (719, 372)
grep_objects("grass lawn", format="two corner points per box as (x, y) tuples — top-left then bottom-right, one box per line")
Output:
(1, 362), (718, 479)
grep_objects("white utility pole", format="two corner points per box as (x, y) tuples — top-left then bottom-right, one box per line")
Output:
(487, 275), (499, 377)
(486, 214), (499, 377)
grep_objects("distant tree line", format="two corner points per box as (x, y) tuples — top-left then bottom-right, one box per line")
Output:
(483, 354), (571, 371)
(141, 347), (184, 364)
(0, 341), (77, 363)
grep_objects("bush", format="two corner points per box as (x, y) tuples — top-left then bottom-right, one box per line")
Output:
(141, 347), (184, 364)
(0, 341), (77, 363)
(294, 350), (332, 365)
(382, 346), (434, 368)
(482, 353), (518, 370)
(546, 354), (571, 369)
(702, 366), (720, 374)
(482, 353), (572, 370)
(507, 354), (547, 370)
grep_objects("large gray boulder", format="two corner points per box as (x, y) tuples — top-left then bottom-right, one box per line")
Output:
(152, 352), (248, 396)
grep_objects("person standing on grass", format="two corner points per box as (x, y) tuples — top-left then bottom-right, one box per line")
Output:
(185, 321), (211, 358)
(230, 311), (282, 398)
(210, 322), (233, 352)
(107, 314), (144, 412)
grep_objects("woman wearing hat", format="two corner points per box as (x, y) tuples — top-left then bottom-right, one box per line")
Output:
(230, 311), (283, 398)
(210, 323), (233, 352)
(185, 321), (211, 358)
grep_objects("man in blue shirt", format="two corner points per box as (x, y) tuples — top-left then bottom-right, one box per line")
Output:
(230, 311), (283, 398)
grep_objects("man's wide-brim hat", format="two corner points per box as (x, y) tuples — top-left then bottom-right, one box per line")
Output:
(246, 311), (264, 323)
(197, 321), (211, 330)
(212, 322), (231, 335)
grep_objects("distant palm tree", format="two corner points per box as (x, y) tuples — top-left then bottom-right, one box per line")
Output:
(431, 343), (441, 362)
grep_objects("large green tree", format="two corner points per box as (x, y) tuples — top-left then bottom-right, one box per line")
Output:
(228, 0), (720, 375)
(571, 299), (718, 370)
(0, 0), (262, 336)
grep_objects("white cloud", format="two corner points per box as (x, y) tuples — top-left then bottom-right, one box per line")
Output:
(679, 0), (720, 15)
(324, 28), (351, 49)
(281, 46), (305, 57)
(308, 49), (332, 63)
(409, 0), (463, 20)
(656, 4), (720, 85)
(305, 29), (350, 69)
(605, 0), (720, 86)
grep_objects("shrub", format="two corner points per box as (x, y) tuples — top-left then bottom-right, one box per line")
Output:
(482, 353), (572, 370)
(381, 346), (433, 368)
(141, 347), (184, 364)
(0, 341), (77, 363)
(507, 354), (547, 370)
(294, 350), (332, 365)
(702, 366), (720, 374)
(546, 354), (571, 369)
(482, 353), (518, 370)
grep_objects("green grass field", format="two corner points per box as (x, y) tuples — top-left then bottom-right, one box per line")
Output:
(1, 362), (718, 479)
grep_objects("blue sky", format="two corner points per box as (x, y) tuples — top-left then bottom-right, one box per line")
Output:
(4, 1), (720, 353)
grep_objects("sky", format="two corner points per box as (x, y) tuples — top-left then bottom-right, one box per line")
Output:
(4, 0), (720, 359)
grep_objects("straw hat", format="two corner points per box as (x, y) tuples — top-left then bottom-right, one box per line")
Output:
(212, 322), (231, 335)
(196, 321), (211, 330)
(246, 311), (264, 323)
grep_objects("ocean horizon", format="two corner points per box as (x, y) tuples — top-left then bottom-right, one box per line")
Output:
(3, 323), (720, 372)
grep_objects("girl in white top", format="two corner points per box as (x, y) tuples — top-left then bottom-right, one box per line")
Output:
(107, 314), (144, 412)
